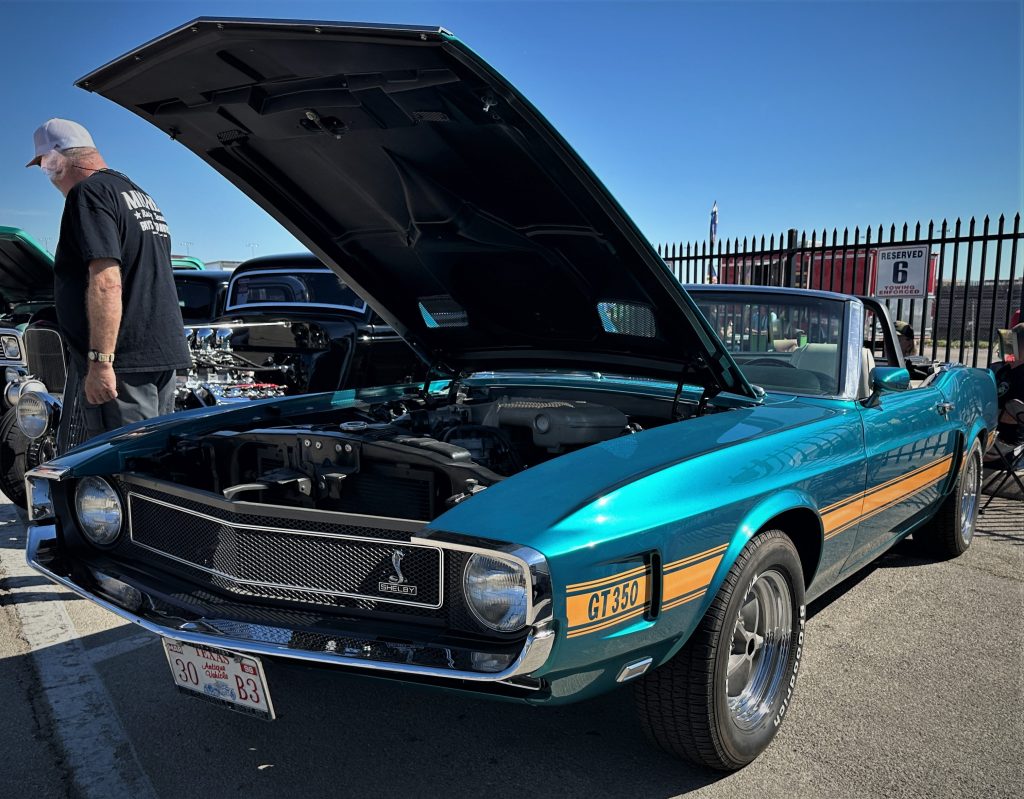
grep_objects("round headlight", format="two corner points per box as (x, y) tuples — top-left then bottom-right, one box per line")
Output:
(74, 477), (123, 546)
(463, 554), (529, 632)
(16, 391), (51, 439)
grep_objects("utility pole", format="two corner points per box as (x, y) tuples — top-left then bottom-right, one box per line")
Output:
(180, 240), (193, 255)
(247, 242), (259, 259)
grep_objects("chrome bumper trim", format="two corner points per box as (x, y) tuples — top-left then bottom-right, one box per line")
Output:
(26, 523), (554, 687)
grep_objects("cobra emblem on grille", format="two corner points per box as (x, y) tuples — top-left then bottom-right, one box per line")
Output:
(379, 549), (418, 596)
(389, 550), (406, 584)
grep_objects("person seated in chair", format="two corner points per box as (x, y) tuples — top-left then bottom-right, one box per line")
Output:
(993, 324), (1024, 445)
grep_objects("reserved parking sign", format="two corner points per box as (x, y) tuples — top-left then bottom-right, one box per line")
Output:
(875, 246), (930, 298)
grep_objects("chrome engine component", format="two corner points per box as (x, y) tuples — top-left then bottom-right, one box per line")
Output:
(179, 324), (287, 406)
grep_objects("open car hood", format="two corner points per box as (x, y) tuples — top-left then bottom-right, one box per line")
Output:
(77, 17), (754, 398)
(0, 227), (54, 302)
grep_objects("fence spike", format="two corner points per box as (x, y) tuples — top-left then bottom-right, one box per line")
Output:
(998, 213), (1005, 225)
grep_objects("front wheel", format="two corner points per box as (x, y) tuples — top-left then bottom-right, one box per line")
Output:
(914, 438), (982, 559)
(0, 407), (29, 506)
(634, 530), (806, 770)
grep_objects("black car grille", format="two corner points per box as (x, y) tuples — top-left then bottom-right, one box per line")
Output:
(127, 491), (442, 608)
(113, 480), (491, 631)
(24, 327), (67, 392)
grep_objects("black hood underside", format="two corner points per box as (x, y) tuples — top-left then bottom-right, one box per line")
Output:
(77, 18), (753, 397)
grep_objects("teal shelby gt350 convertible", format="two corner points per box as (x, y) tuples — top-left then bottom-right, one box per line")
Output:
(25, 19), (997, 770)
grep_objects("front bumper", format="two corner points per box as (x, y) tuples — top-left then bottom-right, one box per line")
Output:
(26, 522), (555, 692)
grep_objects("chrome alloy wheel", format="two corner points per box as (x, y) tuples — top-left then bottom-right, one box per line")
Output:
(959, 449), (981, 547)
(726, 569), (793, 730)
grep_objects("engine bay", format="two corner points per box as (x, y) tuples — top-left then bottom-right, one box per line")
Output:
(141, 387), (702, 521)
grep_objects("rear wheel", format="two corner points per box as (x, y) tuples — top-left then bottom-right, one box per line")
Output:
(914, 438), (982, 559)
(634, 530), (806, 770)
(0, 407), (29, 506)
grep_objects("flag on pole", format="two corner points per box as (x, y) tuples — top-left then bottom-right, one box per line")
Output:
(709, 202), (719, 281)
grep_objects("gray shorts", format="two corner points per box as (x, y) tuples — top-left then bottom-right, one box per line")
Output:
(57, 358), (176, 453)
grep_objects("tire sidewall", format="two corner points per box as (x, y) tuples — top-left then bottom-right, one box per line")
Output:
(712, 534), (806, 766)
(954, 439), (983, 553)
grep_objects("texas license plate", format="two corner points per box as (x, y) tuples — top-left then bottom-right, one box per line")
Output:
(161, 639), (275, 720)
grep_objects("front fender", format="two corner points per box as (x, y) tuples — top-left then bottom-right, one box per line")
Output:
(656, 489), (821, 666)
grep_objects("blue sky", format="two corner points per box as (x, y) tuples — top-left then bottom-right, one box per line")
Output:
(1, 0), (1021, 262)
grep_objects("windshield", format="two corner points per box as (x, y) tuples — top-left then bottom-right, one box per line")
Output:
(227, 269), (367, 313)
(693, 292), (846, 396)
(176, 279), (222, 324)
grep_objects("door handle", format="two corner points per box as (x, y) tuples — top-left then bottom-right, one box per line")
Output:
(935, 401), (954, 415)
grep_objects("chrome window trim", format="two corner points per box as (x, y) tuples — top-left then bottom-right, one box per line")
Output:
(127, 492), (445, 610)
(225, 267), (368, 314)
(842, 300), (866, 400)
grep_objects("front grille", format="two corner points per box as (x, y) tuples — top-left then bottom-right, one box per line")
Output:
(24, 326), (67, 392)
(127, 492), (443, 608)
(111, 479), (496, 633)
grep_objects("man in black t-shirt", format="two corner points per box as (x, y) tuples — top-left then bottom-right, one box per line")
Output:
(27, 118), (190, 446)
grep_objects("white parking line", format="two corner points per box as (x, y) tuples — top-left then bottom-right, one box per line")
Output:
(86, 631), (160, 664)
(0, 506), (157, 799)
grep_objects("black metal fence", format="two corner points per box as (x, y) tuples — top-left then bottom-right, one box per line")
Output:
(658, 214), (1023, 367)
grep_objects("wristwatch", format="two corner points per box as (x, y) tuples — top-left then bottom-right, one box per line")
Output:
(87, 350), (116, 363)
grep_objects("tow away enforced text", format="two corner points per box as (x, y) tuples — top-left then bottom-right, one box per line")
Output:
(875, 246), (930, 298)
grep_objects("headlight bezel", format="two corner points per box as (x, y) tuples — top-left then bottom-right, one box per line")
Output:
(1, 334), (22, 360)
(74, 476), (124, 547)
(462, 552), (531, 633)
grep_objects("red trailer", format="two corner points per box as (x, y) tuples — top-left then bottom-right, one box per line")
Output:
(716, 248), (937, 296)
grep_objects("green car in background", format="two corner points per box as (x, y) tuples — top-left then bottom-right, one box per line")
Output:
(171, 255), (206, 270)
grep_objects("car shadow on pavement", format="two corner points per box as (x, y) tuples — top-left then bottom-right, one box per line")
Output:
(8, 626), (729, 799)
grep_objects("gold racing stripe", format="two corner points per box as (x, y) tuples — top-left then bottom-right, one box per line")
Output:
(822, 454), (954, 539)
(565, 544), (729, 636)
(566, 563), (649, 593)
(564, 454), (954, 635)
(566, 570), (650, 636)
(662, 554), (723, 605)
(662, 587), (707, 612)
(663, 543), (729, 574)
(820, 454), (950, 516)
(566, 606), (647, 638)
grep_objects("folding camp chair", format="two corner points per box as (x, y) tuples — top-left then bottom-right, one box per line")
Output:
(980, 398), (1024, 514)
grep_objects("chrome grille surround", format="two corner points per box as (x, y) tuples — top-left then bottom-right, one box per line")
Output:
(26, 467), (555, 687)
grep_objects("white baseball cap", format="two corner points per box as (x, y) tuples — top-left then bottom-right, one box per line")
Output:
(27, 118), (96, 167)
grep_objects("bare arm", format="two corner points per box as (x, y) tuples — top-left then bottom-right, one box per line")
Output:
(83, 258), (121, 404)
(86, 258), (122, 353)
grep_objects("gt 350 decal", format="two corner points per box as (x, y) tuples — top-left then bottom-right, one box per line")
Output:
(566, 566), (649, 638)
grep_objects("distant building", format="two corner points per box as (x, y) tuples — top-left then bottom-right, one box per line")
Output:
(203, 260), (243, 272)
(933, 280), (1023, 340)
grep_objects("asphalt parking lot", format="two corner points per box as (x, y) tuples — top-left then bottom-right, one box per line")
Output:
(1, 496), (1021, 799)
